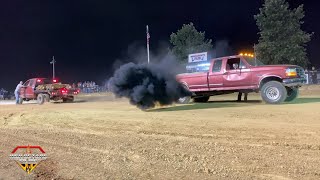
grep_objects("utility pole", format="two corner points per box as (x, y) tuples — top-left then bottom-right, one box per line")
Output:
(50, 56), (56, 79)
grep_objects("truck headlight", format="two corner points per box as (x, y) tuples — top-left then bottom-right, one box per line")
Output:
(285, 68), (297, 77)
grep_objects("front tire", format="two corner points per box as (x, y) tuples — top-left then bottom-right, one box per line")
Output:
(285, 87), (299, 102)
(261, 81), (287, 104)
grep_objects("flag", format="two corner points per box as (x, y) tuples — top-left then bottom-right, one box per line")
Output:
(50, 56), (55, 64)
(146, 25), (150, 45)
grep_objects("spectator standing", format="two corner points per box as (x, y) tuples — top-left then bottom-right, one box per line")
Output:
(85, 81), (88, 93)
(83, 82), (86, 93)
(311, 67), (318, 84)
(14, 81), (23, 104)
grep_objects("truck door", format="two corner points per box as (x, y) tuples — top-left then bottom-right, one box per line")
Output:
(185, 61), (211, 91)
(223, 57), (252, 88)
(25, 79), (36, 99)
(20, 80), (30, 98)
(208, 59), (224, 90)
(187, 72), (210, 91)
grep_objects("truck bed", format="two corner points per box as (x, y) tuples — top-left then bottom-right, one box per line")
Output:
(36, 83), (72, 90)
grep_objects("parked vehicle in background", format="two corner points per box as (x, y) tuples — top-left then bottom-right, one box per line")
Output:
(19, 78), (80, 105)
(176, 54), (306, 104)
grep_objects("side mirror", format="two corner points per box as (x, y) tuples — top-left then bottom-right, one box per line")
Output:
(240, 65), (247, 69)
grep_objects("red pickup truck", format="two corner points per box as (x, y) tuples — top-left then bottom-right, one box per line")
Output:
(19, 78), (79, 105)
(176, 55), (306, 104)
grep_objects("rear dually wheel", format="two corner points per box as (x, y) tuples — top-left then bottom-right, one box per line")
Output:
(37, 94), (45, 105)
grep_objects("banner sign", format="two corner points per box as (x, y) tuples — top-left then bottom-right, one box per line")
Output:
(188, 52), (208, 63)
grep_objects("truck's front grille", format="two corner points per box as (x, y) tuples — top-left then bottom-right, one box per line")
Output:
(296, 68), (305, 78)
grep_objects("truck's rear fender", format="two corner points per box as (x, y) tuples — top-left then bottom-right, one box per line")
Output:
(34, 90), (51, 97)
(259, 76), (283, 90)
(179, 81), (197, 97)
(180, 81), (189, 89)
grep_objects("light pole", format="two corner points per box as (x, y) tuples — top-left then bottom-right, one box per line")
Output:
(146, 25), (150, 64)
(50, 56), (56, 79)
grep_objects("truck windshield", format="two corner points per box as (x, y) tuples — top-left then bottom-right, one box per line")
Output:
(244, 57), (264, 66)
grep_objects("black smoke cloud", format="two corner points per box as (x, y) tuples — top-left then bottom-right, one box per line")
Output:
(108, 60), (192, 110)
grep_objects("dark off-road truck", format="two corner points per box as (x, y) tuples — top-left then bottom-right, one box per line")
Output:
(19, 78), (79, 105)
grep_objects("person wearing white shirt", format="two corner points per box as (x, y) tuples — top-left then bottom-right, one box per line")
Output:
(14, 81), (23, 104)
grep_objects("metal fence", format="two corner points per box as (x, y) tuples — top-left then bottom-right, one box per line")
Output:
(304, 70), (319, 84)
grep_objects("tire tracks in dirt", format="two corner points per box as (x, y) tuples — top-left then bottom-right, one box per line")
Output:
(2, 112), (27, 127)
(0, 129), (112, 155)
(2, 113), (14, 126)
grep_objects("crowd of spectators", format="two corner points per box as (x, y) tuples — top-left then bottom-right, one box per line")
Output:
(305, 66), (319, 84)
(0, 88), (14, 100)
(73, 81), (102, 93)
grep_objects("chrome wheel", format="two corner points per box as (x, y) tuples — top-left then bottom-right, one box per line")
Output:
(261, 81), (287, 104)
(265, 87), (280, 100)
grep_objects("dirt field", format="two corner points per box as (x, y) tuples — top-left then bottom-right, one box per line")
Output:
(1, 85), (320, 180)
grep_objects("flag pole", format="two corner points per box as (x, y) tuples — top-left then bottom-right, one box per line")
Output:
(146, 25), (150, 64)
